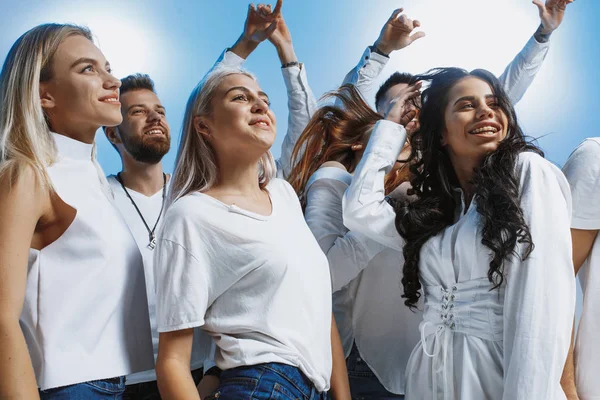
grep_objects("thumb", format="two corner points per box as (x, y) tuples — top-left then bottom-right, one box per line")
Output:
(532, 0), (545, 17)
(409, 31), (426, 43)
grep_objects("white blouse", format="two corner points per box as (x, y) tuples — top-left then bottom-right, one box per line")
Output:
(304, 167), (422, 394)
(154, 179), (333, 392)
(21, 133), (154, 390)
(343, 120), (576, 400)
(562, 137), (600, 400)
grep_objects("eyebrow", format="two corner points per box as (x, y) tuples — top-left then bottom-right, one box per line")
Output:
(453, 94), (496, 106)
(225, 86), (269, 101)
(127, 104), (166, 112)
(70, 57), (110, 70)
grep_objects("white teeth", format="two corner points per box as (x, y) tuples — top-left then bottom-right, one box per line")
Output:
(256, 121), (268, 126)
(470, 126), (498, 134)
(145, 129), (162, 135)
(103, 98), (118, 103)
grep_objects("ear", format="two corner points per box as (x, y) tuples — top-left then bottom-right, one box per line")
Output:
(193, 116), (211, 138)
(39, 82), (55, 110)
(440, 128), (448, 146)
(104, 126), (122, 145)
(351, 143), (364, 151)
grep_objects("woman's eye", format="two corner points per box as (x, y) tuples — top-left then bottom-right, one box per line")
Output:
(262, 98), (271, 107)
(233, 94), (247, 101)
(82, 65), (94, 73)
(461, 103), (474, 109)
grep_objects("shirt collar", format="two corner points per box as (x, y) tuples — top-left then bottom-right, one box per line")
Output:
(52, 132), (94, 161)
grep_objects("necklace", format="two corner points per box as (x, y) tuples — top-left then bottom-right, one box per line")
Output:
(116, 172), (167, 250)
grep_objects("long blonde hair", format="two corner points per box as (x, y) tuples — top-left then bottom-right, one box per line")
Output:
(0, 23), (92, 187)
(169, 67), (276, 203)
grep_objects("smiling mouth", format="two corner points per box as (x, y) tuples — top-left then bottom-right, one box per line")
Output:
(251, 121), (270, 127)
(100, 97), (120, 104)
(469, 126), (500, 135)
(144, 129), (164, 136)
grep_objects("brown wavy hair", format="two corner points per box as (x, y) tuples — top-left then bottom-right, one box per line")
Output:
(289, 84), (411, 206)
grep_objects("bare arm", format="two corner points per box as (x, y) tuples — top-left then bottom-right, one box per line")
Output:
(156, 329), (200, 400)
(561, 228), (598, 400)
(0, 167), (46, 399)
(328, 315), (351, 400)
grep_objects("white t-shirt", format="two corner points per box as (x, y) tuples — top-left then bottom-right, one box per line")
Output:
(107, 176), (211, 385)
(154, 178), (333, 392)
(562, 138), (600, 400)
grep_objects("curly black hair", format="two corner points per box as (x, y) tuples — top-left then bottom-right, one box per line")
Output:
(394, 67), (543, 309)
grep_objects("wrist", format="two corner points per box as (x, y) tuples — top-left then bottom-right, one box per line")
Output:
(276, 42), (297, 65)
(534, 23), (553, 42)
(231, 34), (259, 59)
(372, 39), (392, 57)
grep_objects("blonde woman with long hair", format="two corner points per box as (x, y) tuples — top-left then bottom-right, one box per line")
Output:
(153, 64), (350, 400)
(0, 24), (153, 399)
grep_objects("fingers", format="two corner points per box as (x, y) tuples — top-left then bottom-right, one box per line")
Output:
(400, 109), (419, 128)
(532, 0), (546, 15)
(389, 7), (404, 21)
(409, 31), (426, 43)
(272, 0), (283, 17)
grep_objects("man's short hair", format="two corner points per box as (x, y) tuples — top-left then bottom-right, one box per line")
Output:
(375, 72), (414, 112)
(120, 73), (156, 96)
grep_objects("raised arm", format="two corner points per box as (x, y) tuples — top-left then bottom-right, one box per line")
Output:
(0, 168), (47, 399)
(498, 0), (574, 104)
(305, 167), (387, 292)
(206, 1), (283, 74)
(342, 83), (419, 250)
(340, 8), (425, 105)
(265, 9), (318, 178)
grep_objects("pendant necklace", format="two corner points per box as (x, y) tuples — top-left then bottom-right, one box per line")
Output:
(116, 172), (167, 250)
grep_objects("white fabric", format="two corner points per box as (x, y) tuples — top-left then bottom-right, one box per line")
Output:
(343, 120), (576, 399)
(305, 167), (422, 394)
(20, 133), (154, 390)
(154, 179), (333, 392)
(562, 138), (600, 400)
(107, 176), (211, 385)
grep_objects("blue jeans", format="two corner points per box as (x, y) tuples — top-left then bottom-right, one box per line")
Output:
(346, 344), (404, 400)
(207, 363), (328, 400)
(39, 377), (126, 399)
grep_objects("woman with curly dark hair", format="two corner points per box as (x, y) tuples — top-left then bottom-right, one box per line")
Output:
(343, 67), (576, 399)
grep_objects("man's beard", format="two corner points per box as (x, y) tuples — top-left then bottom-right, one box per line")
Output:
(121, 130), (170, 164)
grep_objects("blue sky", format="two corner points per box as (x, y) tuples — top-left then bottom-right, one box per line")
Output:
(1, 0), (598, 176)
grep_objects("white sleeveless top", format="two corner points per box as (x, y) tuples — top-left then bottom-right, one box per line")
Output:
(20, 133), (154, 390)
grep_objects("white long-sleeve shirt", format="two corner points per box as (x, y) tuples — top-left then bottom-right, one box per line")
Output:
(304, 167), (422, 394)
(343, 120), (575, 399)
(562, 138), (600, 400)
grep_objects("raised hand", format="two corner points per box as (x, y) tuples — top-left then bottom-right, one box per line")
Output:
(384, 82), (422, 130)
(374, 8), (426, 56)
(268, 14), (292, 48)
(243, 0), (283, 44)
(533, 0), (574, 34)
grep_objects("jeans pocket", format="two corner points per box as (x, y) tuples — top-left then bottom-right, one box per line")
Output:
(85, 379), (126, 395)
(213, 377), (259, 398)
(269, 382), (303, 400)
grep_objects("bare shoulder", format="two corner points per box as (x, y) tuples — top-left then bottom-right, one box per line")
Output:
(0, 162), (49, 218)
(319, 161), (347, 171)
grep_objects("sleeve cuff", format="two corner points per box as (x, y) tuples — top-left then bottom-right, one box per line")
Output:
(281, 63), (306, 92)
(522, 34), (550, 58)
(571, 217), (600, 230)
(221, 49), (246, 68)
(364, 119), (407, 161)
(357, 47), (389, 72)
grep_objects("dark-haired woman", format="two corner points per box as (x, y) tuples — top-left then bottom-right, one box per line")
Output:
(343, 68), (575, 399)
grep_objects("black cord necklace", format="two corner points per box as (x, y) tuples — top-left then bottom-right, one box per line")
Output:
(116, 172), (167, 250)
